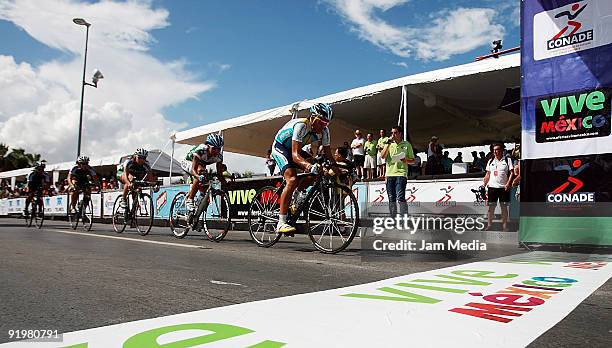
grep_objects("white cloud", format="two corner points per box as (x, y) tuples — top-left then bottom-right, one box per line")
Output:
(0, 0), (214, 163)
(326, 0), (505, 61)
(393, 61), (408, 68)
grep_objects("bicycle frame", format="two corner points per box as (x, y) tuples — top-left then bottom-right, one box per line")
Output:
(190, 177), (223, 225)
(270, 173), (328, 226)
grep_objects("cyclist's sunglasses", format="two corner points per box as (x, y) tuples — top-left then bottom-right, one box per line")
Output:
(137, 155), (147, 160)
(312, 115), (329, 127)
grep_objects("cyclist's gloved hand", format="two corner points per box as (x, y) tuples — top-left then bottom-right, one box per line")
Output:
(310, 163), (321, 175)
(198, 174), (206, 182)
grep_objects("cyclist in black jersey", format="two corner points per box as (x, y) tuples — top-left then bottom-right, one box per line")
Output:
(118, 148), (157, 209)
(22, 162), (50, 216)
(69, 156), (99, 214)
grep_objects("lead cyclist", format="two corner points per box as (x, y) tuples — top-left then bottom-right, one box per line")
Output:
(270, 103), (335, 233)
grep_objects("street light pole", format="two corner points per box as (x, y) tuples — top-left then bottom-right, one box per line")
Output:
(74, 18), (91, 158)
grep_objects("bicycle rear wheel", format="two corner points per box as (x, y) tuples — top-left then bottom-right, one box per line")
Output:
(248, 186), (282, 247)
(135, 192), (154, 236)
(203, 189), (231, 242)
(169, 192), (190, 238)
(112, 195), (127, 233)
(306, 183), (359, 254)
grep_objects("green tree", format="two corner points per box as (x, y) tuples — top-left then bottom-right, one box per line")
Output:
(0, 143), (43, 172)
(242, 170), (254, 178)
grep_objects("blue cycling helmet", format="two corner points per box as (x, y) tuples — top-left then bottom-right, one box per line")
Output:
(309, 103), (333, 122)
(206, 133), (224, 148)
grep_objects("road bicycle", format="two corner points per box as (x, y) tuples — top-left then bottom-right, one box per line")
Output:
(24, 190), (45, 229)
(68, 182), (96, 231)
(112, 180), (155, 235)
(169, 174), (231, 242)
(247, 157), (360, 254)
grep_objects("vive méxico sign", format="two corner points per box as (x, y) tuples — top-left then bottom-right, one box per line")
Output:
(536, 88), (610, 143)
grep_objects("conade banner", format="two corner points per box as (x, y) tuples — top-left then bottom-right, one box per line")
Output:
(521, 0), (612, 246)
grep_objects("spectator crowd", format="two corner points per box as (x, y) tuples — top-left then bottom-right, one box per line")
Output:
(1, 176), (121, 198)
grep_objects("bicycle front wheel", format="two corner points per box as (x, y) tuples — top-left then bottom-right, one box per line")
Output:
(25, 206), (33, 227)
(169, 192), (190, 238)
(112, 195), (127, 233)
(203, 189), (231, 242)
(306, 183), (359, 254)
(34, 201), (44, 229)
(248, 186), (281, 247)
(81, 199), (94, 231)
(135, 192), (154, 236)
(69, 200), (79, 230)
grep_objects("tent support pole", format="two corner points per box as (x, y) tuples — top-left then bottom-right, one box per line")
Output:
(402, 85), (408, 141)
(169, 133), (176, 184)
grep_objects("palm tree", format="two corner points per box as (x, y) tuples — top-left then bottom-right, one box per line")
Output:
(0, 144), (44, 172)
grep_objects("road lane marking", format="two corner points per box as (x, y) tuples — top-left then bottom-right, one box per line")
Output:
(47, 229), (204, 249)
(210, 280), (245, 286)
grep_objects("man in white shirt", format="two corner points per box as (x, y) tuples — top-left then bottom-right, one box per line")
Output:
(351, 130), (365, 180)
(483, 143), (514, 231)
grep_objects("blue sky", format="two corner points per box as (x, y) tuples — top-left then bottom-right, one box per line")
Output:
(0, 0), (519, 170)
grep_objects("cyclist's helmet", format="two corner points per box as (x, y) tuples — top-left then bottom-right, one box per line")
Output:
(77, 155), (89, 164)
(206, 134), (224, 149)
(134, 148), (148, 158)
(309, 103), (333, 122)
(35, 162), (46, 169)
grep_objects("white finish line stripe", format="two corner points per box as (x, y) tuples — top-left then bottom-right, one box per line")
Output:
(2, 252), (611, 347)
(48, 229), (203, 249)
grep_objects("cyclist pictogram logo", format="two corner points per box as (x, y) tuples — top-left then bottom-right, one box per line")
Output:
(372, 187), (386, 203)
(437, 185), (454, 203)
(552, 159), (589, 194)
(547, 159), (595, 203)
(551, 3), (587, 40)
(406, 186), (419, 202)
(546, 2), (593, 51)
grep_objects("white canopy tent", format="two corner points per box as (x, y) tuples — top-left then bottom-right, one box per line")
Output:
(175, 54), (520, 157)
(0, 149), (184, 183)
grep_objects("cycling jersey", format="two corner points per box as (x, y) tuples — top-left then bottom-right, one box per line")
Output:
(70, 165), (97, 185)
(117, 158), (151, 180)
(271, 118), (329, 174)
(273, 118), (330, 149)
(185, 144), (223, 165)
(27, 170), (50, 189)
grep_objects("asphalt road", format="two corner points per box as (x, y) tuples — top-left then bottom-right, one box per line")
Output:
(0, 217), (610, 347)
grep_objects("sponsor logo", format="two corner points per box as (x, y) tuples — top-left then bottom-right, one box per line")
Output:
(533, 0), (612, 60)
(436, 185), (455, 204)
(372, 186), (387, 203)
(406, 186), (419, 202)
(536, 88), (611, 143)
(546, 159), (595, 203)
(156, 191), (167, 213)
(547, 3), (592, 50)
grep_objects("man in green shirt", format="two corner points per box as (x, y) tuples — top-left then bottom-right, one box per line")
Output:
(376, 129), (388, 178)
(380, 125), (415, 216)
(364, 133), (377, 180)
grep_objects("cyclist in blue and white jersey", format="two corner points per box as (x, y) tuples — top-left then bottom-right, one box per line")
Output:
(271, 102), (335, 233)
